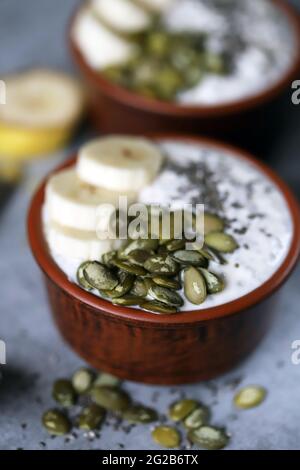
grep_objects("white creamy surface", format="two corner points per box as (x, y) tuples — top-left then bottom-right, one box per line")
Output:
(46, 140), (293, 311)
(73, 0), (296, 105)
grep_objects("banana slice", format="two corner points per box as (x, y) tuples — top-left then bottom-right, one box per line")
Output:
(134, 0), (175, 13)
(73, 8), (136, 69)
(91, 0), (151, 35)
(45, 221), (121, 261)
(46, 168), (137, 231)
(0, 69), (85, 159)
(77, 136), (164, 192)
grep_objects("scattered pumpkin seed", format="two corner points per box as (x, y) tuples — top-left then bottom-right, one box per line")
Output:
(234, 386), (267, 409)
(52, 379), (76, 407)
(77, 262), (93, 290)
(200, 269), (224, 294)
(188, 425), (229, 450)
(204, 213), (225, 235)
(78, 404), (105, 431)
(184, 267), (207, 305)
(122, 404), (158, 424)
(93, 372), (121, 388)
(111, 258), (147, 276)
(83, 262), (119, 291)
(42, 409), (71, 436)
(148, 284), (184, 307)
(141, 300), (178, 315)
(166, 239), (186, 252)
(130, 278), (148, 297)
(128, 249), (152, 266)
(72, 368), (95, 394)
(112, 295), (145, 306)
(184, 405), (210, 430)
(205, 232), (238, 253)
(171, 250), (208, 267)
(152, 426), (181, 449)
(101, 271), (135, 299)
(119, 239), (158, 259)
(90, 386), (130, 412)
(169, 399), (199, 422)
(144, 255), (179, 276)
(102, 251), (117, 268)
(152, 276), (181, 290)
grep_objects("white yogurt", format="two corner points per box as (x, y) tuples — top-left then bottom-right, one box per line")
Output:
(46, 140), (293, 311)
(73, 0), (296, 105)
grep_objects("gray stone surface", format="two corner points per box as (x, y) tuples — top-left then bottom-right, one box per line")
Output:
(0, 0), (300, 450)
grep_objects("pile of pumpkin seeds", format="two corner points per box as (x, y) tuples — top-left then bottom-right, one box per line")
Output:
(77, 211), (238, 314)
(42, 367), (267, 449)
(103, 28), (228, 101)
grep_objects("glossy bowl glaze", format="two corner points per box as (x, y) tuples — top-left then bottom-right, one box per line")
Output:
(69, 0), (300, 144)
(28, 136), (300, 384)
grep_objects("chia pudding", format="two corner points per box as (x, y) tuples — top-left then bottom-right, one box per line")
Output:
(72, 0), (296, 105)
(44, 138), (293, 312)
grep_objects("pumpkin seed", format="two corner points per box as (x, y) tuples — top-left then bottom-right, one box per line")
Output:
(130, 278), (148, 297)
(184, 406), (210, 430)
(52, 379), (76, 407)
(83, 262), (119, 291)
(112, 295), (145, 307)
(144, 255), (179, 276)
(152, 276), (181, 290)
(72, 368), (95, 394)
(119, 238), (158, 259)
(234, 386), (267, 409)
(111, 258), (147, 276)
(184, 267), (207, 305)
(102, 251), (118, 268)
(171, 250), (208, 267)
(141, 300), (178, 315)
(188, 425), (229, 450)
(42, 409), (71, 436)
(149, 284), (184, 307)
(200, 269), (224, 294)
(128, 249), (152, 266)
(90, 386), (130, 412)
(166, 239), (186, 252)
(101, 271), (135, 299)
(204, 213), (225, 235)
(146, 31), (170, 58)
(152, 426), (181, 449)
(77, 262), (93, 290)
(205, 232), (238, 253)
(78, 404), (105, 431)
(122, 404), (158, 424)
(169, 399), (199, 422)
(94, 372), (121, 388)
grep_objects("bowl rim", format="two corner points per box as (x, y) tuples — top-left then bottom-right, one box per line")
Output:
(69, 0), (300, 117)
(27, 134), (300, 325)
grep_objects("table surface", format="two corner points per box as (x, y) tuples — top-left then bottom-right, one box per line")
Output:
(0, 0), (300, 451)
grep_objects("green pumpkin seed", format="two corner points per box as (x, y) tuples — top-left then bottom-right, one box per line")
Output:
(204, 213), (225, 235)
(234, 386), (267, 409)
(205, 232), (238, 253)
(205, 53), (226, 74)
(166, 239), (186, 252)
(200, 269), (224, 294)
(72, 368), (95, 394)
(130, 278), (148, 297)
(102, 251), (118, 268)
(184, 406), (210, 430)
(152, 426), (181, 449)
(128, 249), (152, 266)
(171, 250), (208, 267)
(90, 386), (130, 412)
(154, 66), (183, 101)
(188, 425), (229, 450)
(52, 379), (76, 407)
(152, 276), (181, 290)
(111, 258), (147, 276)
(122, 404), (158, 424)
(184, 267), (207, 305)
(101, 271), (135, 299)
(94, 372), (121, 388)
(77, 262), (93, 290)
(112, 295), (145, 307)
(78, 404), (105, 431)
(83, 262), (119, 291)
(146, 31), (170, 58)
(141, 300), (178, 315)
(149, 284), (184, 307)
(169, 399), (199, 422)
(119, 238), (158, 259)
(144, 255), (179, 276)
(42, 409), (71, 436)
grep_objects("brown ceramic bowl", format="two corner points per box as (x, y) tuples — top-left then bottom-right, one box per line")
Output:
(28, 135), (300, 384)
(69, 0), (300, 144)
